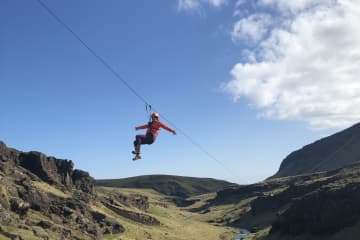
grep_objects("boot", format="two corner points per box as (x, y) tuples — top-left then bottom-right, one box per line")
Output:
(133, 154), (141, 161)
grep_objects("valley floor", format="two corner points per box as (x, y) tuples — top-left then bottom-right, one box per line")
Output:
(96, 187), (239, 240)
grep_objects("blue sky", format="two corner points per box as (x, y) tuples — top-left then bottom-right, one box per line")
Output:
(1, 0), (359, 184)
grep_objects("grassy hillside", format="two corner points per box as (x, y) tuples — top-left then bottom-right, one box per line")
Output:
(94, 186), (239, 240)
(96, 175), (237, 198)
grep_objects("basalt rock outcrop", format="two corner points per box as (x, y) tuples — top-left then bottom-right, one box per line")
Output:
(0, 141), (94, 193)
(18, 151), (94, 193)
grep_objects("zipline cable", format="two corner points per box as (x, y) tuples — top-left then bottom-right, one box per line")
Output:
(36, 0), (150, 107)
(36, 0), (241, 181)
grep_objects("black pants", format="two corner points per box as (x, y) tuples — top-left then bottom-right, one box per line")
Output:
(134, 133), (155, 148)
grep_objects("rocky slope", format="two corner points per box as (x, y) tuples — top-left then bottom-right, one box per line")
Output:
(0, 141), (124, 239)
(189, 162), (360, 239)
(271, 123), (360, 178)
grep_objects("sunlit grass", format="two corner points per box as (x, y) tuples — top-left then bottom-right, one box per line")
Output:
(98, 187), (238, 240)
(32, 181), (70, 198)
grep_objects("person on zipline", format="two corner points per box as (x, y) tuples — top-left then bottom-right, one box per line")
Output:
(133, 112), (176, 160)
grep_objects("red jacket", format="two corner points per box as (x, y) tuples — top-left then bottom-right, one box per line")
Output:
(136, 120), (175, 138)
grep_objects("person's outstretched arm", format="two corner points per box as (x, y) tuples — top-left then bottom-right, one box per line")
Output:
(160, 122), (176, 135)
(135, 124), (148, 131)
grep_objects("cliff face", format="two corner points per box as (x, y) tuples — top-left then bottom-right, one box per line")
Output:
(0, 140), (94, 194)
(271, 123), (360, 178)
(0, 141), (123, 240)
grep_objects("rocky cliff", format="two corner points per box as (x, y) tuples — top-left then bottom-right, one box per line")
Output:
(0, 141), (123, 239)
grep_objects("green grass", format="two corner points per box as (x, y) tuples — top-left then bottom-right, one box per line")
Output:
(0, 225), (41, 240)
(32, 181), (71, 198)
(105, 233), (123, 240)
(0, 234), (10, 240)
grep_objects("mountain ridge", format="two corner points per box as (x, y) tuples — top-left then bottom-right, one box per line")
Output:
(271, 122), (360, 178)
(96, 174), (237, 198)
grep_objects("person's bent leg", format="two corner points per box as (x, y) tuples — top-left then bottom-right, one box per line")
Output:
(134, 135), (145, 154)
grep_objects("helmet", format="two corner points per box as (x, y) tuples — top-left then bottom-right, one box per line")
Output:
(151, 112), (159, 118)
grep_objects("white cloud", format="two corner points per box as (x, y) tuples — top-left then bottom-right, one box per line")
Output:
(177, 0), (228, 12)
(223, 0), (360, 129)
(258, 0), (336, 14)
(231, 14), (272, 43)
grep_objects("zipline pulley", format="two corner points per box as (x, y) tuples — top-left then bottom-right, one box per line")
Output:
(145, 104), (153, 123)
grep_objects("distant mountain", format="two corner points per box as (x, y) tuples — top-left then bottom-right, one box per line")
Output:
(271, 122), (360, 178)
(96, 175), (237, 198)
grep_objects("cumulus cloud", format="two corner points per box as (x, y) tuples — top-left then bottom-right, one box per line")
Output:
(231, 14), (272, 43)
(177, 0), (228, 11)
(223, 0), (360, 129)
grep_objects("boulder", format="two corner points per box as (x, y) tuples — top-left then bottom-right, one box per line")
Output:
(10, 198), (30, 216)
(19, 186), (51, 212)
(90, 211), (125, 235)
(37, 220), (53, 229)
(72, 169), (94, 194)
